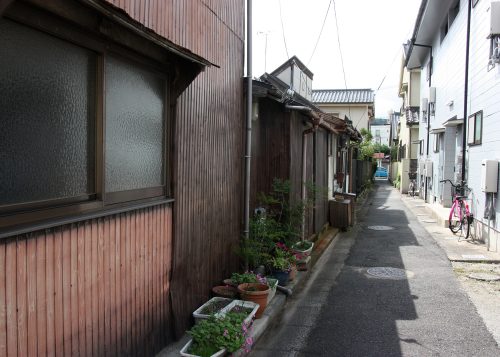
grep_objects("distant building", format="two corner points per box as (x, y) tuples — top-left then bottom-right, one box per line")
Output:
(369, 118), (391, 146)
(312, 89), (375, 130)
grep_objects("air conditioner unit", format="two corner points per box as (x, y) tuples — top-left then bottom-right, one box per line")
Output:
(491, 2), (500, 36)
(421, 98), (428, 109)
(429, 87), (436, 104)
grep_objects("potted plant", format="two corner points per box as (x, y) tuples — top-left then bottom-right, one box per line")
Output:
(211, 285), (238, 299)
(237, 283), (270, 319)
(291, 240), (314, 260)
(192, 297), (234, 324)
(181, 312), (253, 357)
(268, 244), (293, 286)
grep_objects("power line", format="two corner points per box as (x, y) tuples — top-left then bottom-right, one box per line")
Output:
(331, 0), (351, 120)
(307, 0), (333, 65)
(278, 0), (290, 59)
(332, 0), (348, 91)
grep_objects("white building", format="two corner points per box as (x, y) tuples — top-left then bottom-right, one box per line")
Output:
(404, 0), (500, 250)
(369, 118), (391, 147)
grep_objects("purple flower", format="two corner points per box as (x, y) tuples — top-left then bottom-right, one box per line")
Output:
(223, 329), (229, 337)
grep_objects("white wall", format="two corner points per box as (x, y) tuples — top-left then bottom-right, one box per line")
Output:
(370, 125), (391, 146)
(318, 104), (370, 130)
(467, 0), (500, 233)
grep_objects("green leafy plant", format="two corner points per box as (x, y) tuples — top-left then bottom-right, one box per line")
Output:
(230, 272), (258, 286)
(188, 312), (251, 356)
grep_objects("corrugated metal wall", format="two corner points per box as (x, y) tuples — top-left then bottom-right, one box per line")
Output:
(105, 0), (245, 66)
(0, 204), (173, 356)
(104, 0), (245, 339)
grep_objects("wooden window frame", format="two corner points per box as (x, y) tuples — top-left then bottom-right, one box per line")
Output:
(1, 1), (179, 231)
(468, 110), (483, 146)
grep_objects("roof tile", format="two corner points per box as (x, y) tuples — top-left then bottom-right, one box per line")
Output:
(312, 89), (374, 104)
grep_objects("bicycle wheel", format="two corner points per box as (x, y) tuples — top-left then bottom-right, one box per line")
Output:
(460, 204), (470, 239)
(449, 204), (462, 233)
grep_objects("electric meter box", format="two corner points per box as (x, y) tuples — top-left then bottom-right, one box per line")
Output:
(491, 2), (500, 36)
(425, 159), (433, 177)
(481, 160), (498, 192)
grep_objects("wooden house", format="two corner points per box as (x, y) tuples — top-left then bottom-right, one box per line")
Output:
(251, 57), (361, 238)
(0, 0), (244, 355)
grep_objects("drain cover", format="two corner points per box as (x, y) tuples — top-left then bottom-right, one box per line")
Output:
(468, 273), (500, 281)
(366, 267), (411, 280)
(421, 219), (437, 223)
(367, 225), (394, 231)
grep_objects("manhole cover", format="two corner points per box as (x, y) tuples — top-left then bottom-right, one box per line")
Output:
(367, 225), (394, 231)
(468, 273), (500, 281)
(366, 267), (412, 280)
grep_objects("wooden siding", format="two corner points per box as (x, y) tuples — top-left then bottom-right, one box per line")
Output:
(169, 2), (245, 337)
(104, 0), (245, 66)
(314, 129), (329, 233)
(0, 204), (173, 356)
(250, 98), (291, 207)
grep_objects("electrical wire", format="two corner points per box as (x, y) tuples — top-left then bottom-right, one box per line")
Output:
(332, 0), (348, 91)
(278, 0), (290, 59)
(307, 0), (333, 65)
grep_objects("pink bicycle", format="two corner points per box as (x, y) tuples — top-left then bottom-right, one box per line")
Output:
(440, 179), (473, 239)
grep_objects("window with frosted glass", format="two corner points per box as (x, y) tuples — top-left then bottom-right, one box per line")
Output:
(105, 56), (165, 194)
(468, 111), (482, 146)
(0, 18), (96, 206)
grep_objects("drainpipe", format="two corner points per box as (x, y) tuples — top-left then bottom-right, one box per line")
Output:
(285, 104), (321, 240)
(462, 0), (472, 185)
(243, 0), (252, 270)
(301, 126), (316, 241)
(413, 43), (432, 201)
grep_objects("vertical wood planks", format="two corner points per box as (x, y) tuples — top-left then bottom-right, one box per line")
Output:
(0, 203), (173, 356)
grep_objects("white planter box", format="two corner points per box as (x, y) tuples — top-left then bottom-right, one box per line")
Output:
(180, 339), (225, 357)
(224, 299), (259, 325)
(192, 297), (233, 324)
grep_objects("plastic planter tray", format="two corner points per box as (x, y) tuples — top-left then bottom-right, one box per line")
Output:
(224, 299), (259, 325)
(192, 297), (233, 324)
(180, 339), (226, 357)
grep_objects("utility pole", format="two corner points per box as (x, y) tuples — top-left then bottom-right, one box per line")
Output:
(257, 31), (270, 72)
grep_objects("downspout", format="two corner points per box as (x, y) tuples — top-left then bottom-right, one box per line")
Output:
(243, 0), (252, 270)
(413, 43), (433, 201)
(284, 104), (320, 241)
(462, 0), (472, 185)
(301, 126), (316, 241)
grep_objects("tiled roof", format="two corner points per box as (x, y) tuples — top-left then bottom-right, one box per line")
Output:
(312, 89), (374, 104)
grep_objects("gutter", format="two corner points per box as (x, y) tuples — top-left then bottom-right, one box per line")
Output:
(243, 0), (253, 270)
(404, 0), (429, 68)
(462, 0), (472, 184)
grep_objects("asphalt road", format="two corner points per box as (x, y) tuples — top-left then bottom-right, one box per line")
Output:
(251, 182), (500, 356)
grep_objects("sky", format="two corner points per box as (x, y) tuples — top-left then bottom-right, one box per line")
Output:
(251, 0), (422, 118)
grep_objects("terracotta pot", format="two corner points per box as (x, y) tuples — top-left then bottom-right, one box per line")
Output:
(212, 285), (238, 299)
(237, 283), (270, 319)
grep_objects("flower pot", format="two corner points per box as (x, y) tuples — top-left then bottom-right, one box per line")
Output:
(271, 269), (290, 286)
(180, 339), (225, 357)
(237, 283), (270, 319)
(292, 241), (314, 263)
(192, 297), (233, 324)
(212, 285), (238, 299)
(224, 299), (259, 326)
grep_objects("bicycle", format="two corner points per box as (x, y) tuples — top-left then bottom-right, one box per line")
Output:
(408, 172), (417, 198)
(439, 179), (473, 239)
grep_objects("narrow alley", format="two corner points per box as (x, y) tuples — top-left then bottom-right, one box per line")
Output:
(251, 182), (500, 356)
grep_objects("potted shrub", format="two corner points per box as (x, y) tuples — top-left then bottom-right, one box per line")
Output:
(224, 300), (259, 326)
(268, 244), (293, 286)
(237, 283), (270, 319)
(181, 312), (252, 357)
(192, 297), (233, 324)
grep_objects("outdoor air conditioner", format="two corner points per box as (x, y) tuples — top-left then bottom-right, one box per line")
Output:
(491, 2), (500, 36)
(429, 87), (436, 104)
